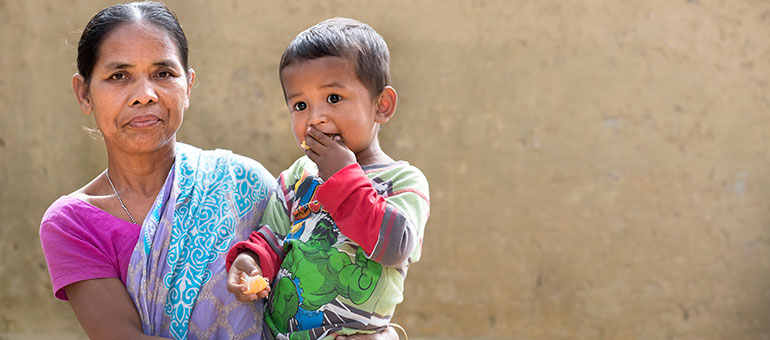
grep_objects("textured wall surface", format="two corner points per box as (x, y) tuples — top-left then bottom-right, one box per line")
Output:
(2, 0), (770, 339)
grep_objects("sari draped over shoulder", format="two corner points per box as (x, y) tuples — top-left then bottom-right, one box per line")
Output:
(126, 143), (274, 340)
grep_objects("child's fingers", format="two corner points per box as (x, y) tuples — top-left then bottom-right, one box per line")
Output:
(255, 289), (269, 300)
(226, 269), (245, 294)
(227, 282), (254, 302)
(234, 293), (255, 303)
(306, 126), (331, 147)
(228, 281), (251, 300)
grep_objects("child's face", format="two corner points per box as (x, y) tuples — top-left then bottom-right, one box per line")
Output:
(281, 56), (380, 157)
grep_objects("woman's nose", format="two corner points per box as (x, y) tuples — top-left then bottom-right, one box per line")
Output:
(129, 77), (158, 106)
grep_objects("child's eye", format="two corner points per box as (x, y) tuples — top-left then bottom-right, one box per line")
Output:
(327, 94), (341, 104)
(294, 102), (307, 111)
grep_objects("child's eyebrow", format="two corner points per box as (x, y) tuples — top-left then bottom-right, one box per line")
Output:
(286, 81), (348, 101)
(286, 92), (301, 101)
(320, 81), (347, 89)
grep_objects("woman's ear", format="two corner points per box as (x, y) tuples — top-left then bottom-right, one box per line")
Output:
(184, 68), (196, 110)
(374, 86), (397, 124)
(72, 73), (92, 115)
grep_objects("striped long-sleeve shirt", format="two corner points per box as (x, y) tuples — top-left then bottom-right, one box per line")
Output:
(227, 156), (430, 339)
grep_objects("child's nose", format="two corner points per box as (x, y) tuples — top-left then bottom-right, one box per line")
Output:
(307, 107), (328, 126)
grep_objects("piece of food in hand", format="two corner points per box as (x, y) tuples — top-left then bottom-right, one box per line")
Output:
(240, 273), (269, 294)
(300, 140), (310, 150)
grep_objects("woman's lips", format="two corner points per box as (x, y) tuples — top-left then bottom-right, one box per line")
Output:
(127, 115), (161, 128)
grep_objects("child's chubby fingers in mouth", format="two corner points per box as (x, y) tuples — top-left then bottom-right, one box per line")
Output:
(304, 126), (346, 154)
(305, 126), (333, 147)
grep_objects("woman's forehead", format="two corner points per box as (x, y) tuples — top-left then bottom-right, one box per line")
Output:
(95, 21), (182, 68)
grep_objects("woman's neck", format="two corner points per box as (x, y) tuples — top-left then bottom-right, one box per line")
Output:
(104, 140), (176, 198)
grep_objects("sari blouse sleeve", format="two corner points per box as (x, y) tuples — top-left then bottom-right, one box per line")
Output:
(39, 197), (138, 300)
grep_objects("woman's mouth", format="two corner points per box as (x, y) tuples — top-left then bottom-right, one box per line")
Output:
(127, 115), (161, 128)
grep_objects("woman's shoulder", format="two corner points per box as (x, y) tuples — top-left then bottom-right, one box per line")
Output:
(42, 195), (89, 221)
(179, 142), (274, 180)
(40, 194), (122, 235)
(40, 195), (95, 237)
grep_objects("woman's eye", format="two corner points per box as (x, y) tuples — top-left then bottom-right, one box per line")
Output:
(157, 71), (170, 78)
(327, 94), (341, 104)
(110, 73), (126, 80)
(294, 102), (307, 111)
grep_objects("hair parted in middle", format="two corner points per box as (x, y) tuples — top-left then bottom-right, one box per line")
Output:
(279, 17), (391, 100)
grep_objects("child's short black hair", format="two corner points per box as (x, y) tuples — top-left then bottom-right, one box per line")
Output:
(279, 17), (391, 100)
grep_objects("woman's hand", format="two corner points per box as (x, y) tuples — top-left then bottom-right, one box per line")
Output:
(65, 278), (165, 340)
(226, 251), (270, 301)
(334, 326), (400, 340)
(303, 126), (356, 181)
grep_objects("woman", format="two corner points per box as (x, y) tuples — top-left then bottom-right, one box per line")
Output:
(40, 2), (397, 339)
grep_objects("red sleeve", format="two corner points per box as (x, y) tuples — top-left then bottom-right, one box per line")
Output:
(225, 230), (282, 281)
(315, 163), (386, 255)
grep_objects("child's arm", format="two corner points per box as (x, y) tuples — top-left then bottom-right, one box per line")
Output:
(302, 127), (430, 267)
(225, 179), (293, 298)
(316, 163), (430, 267)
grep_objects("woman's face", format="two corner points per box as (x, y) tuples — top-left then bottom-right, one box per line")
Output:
(74, 21), (194, 154)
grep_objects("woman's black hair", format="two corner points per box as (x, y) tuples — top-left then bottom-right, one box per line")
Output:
(77, 1), (189, 83)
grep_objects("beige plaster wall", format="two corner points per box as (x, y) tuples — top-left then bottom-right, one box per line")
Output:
(2, 0), (770, 339)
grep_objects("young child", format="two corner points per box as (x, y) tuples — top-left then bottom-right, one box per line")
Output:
(225, 18), (430, 340)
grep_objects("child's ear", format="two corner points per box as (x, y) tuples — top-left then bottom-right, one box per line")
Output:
(374, 86), (397, 123)
(72, 73), (93, 115)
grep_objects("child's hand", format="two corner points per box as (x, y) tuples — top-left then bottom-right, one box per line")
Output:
(304, 126), (356, 180)
(226, 252), (270, 302)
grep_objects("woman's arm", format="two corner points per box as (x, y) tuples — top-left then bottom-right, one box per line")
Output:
(65, 278), (166, 340)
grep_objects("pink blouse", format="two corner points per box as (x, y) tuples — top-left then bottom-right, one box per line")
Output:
(39, 195), (140, 300)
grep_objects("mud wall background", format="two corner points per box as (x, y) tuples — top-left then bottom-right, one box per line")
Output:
(2, 1), (770, 339)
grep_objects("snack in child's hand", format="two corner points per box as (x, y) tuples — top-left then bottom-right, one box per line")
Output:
(240, 273), (269, 294)
(300, 140), (310, 150)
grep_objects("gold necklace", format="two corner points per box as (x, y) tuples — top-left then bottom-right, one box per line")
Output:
(105, 169), (137, 224)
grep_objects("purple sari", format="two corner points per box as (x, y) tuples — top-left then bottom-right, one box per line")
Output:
(126, 143), (275, 339)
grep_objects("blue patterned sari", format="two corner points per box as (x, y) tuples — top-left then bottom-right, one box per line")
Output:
(126, 143), (275, 340)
